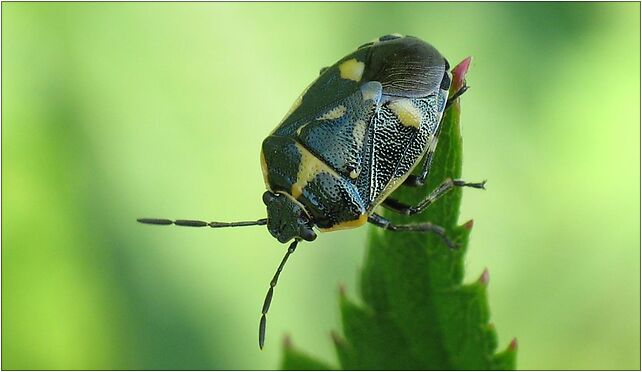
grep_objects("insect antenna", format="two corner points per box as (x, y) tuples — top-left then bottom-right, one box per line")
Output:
(137, 218), (268, 228)
(259, 238), (299, 350)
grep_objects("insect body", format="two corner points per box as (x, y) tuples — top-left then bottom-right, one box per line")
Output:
(139, 34), (484, 349)
(263, 35), (455, 244)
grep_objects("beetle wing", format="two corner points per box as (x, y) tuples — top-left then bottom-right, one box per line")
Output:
(357, 94), (444, 209)
(362, 37), (446, 98)
(268, 36), (449, 209)
(295, 81), (382, 179)
(273, 48), (371, 138)
(273, 37), (446, 137)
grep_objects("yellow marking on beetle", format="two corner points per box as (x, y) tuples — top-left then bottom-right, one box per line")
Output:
(339, 59), (365, 82)
(345, 119), (367, 180)
(319, 214), (368, 232)
(317, 105), (347, 121)
(388, 99), (422, 128)
(260, 150), (269, 187)
(291, 143), (339, 199)
(427, 136), (438, 153)
(352, 119), (367, 148)
(291, 183), (305, 199)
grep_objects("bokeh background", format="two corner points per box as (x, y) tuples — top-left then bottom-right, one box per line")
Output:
(3, 2), (639, 370)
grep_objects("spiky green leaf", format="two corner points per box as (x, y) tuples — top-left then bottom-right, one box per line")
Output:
(282, 58), (516, 370)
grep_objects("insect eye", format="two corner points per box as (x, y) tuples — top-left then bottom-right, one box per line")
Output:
(262, 191), (277, 205)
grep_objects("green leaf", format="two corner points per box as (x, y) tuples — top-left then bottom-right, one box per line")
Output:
(281, 337), (335, 370)
(282, 58), (516, 370)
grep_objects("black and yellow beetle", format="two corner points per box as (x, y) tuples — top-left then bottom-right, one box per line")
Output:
(139, 34), (485, 349)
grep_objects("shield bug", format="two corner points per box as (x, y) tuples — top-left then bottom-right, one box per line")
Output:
(139, 34), (485, 349)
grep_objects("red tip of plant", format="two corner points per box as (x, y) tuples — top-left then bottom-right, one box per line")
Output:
(282, 334), (293, 349)
(451, 56), (472, 94)
(508, 338), (518, 351)
(463, 219), (474, 230)
(331, 330), (348, 348)
(478, 268), (490, 285)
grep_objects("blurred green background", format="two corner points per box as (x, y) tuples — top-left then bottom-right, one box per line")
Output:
(3, 2), (639, 370)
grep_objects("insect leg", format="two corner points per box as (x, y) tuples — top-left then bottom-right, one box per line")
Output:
(259, 239), (299, 350)
(403, 150), (435, 187)
(384, 178), (486, 215)
(368, 213), (457, 249)
(445, 84), (469, 110)
(403, 82), (473, 190)
(404, 98), (445, 188)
